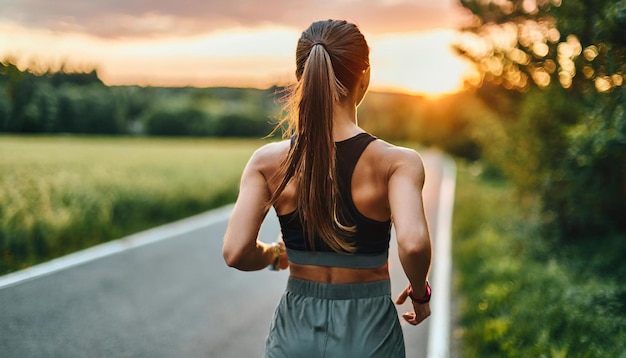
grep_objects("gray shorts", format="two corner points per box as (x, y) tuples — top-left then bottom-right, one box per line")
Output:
(263, 277), (405, 358)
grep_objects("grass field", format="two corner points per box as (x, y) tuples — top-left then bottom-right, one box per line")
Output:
(0, 136), (265, 274)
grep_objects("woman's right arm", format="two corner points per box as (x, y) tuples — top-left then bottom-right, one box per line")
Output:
(222, 143), (288, 271)
(387, 147), (432, 325)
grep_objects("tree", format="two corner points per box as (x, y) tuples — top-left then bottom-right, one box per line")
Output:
(213, 113), (272, 137)
(456, 0), (626, 239)
(143, 107), (212, 136)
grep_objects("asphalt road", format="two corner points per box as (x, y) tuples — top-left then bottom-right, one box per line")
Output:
(0, 152), (444, 358)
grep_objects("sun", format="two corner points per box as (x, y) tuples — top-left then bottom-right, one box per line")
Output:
(1, 23), (471, 97)
(369, 29), (472, 97)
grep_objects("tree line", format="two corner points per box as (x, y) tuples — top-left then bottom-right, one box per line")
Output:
(0, 58), (481, 160)
(0, 60), (280, 137)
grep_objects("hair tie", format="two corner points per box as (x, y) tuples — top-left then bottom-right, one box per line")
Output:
(311, 41), (327, 51)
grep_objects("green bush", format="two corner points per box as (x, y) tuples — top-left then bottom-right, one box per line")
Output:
(453, 160), (626, 357)
(469, 85), (626, 240)
(143, 107), (213, 136)
(214, 113), (273, 137)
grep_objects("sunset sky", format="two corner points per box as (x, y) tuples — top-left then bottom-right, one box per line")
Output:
(1, 0), (473, 96)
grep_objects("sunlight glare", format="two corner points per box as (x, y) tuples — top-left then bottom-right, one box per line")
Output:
(369, 29), (472, 96)
(1, 22), (471, 96)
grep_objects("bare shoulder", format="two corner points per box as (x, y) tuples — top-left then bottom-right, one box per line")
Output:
(370, 139), (425, 179)
(246, 140), (290, 173)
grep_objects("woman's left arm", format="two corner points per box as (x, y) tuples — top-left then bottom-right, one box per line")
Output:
(222, 147), (280, 271)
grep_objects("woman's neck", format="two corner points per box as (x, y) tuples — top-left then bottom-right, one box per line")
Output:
(332, 101), (361, 141)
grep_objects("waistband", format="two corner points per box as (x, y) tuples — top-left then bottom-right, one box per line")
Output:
(286, 277), (391, 300)
(286, 248), (388, 269)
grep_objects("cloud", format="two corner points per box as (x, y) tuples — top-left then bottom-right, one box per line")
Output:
(2, 0), (468, 38)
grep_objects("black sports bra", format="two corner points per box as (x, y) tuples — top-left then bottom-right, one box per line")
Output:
(277, 132), (392, 268)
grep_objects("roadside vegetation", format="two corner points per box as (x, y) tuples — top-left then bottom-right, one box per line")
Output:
(452, 161), (625, 356)
(451, 0), (626, 355)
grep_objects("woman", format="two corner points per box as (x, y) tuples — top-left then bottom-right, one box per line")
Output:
(223, 19), (431, 357)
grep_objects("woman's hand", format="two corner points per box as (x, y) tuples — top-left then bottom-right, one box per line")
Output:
(395, 284), (431, 326)
(275, 240), (289, 270)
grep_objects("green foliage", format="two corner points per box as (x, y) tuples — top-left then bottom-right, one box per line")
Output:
(214, 113), (273, 137)
(470, 86), (626, 239)
(457, 0), (626, 239)
(144, 107), (213, 136)
(0, 59), (281, 137)
(453, 161), (626, 357)
(0, 136), (263, 274)
(0, 63), (125, 134)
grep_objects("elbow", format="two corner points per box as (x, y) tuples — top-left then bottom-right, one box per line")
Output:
(223, 246), (245, 269)
(397, 229), (431, 256)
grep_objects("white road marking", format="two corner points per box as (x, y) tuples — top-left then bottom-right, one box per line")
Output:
(427, 157), (457, 358)
(0, 204), (234, 290)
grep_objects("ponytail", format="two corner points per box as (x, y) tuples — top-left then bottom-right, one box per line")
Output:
(269, 20), (369, 253)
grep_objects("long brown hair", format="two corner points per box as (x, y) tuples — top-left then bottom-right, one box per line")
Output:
(269, 20), (370, 253)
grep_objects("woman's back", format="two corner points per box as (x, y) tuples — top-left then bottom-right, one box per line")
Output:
(222, 19), (431, 358)
(266, 133), (393, 224)
(252, 129), (419, 284)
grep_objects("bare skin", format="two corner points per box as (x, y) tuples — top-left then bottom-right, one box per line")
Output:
(289, 262), (390, 284)
(223, 69), (432, 325)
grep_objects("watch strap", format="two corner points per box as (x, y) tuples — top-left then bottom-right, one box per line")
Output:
(408, 280), (431, 304)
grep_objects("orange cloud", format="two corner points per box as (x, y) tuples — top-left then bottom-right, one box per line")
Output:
(2, 0), (469, 38)
(0, 1), (473, 96)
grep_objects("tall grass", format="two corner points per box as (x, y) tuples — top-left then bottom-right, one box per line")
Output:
(452, 160), (626, 357)
(0, 136), (263, 274)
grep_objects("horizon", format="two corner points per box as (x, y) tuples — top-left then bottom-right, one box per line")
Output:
(1, 0), (476, 97)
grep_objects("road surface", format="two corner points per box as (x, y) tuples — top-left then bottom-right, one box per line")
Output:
(0, 152), (448, 357)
